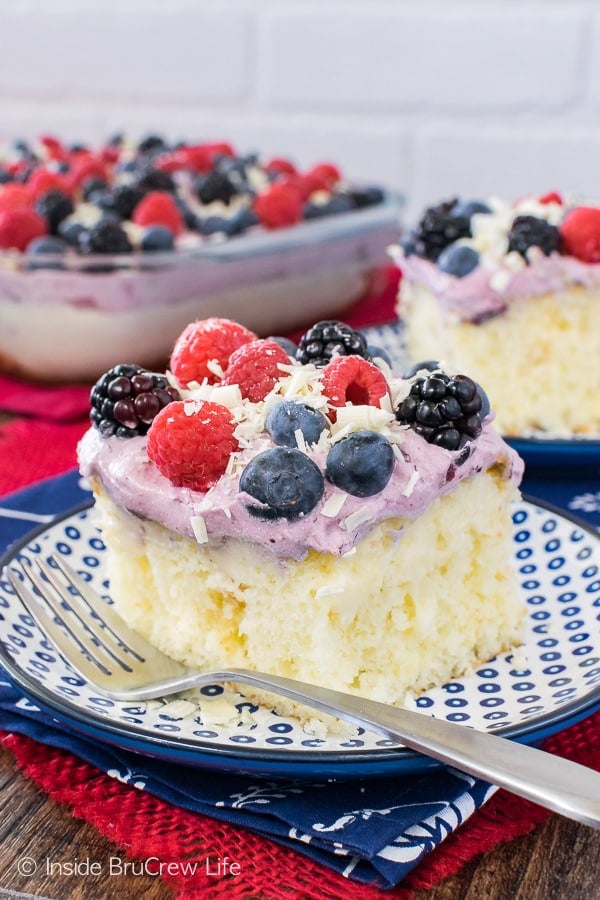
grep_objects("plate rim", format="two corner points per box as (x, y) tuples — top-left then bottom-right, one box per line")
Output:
(0, 494), (599, 775)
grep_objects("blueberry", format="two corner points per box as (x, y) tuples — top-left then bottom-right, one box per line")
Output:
(197, 215), (236, 237)
(325, 431), (395, 497)
(268, 336), (297, 357)
(265, 401), (328, 448)
(437, 244), (479, 278)
(452, 200), (491, 219)
(303, 195), (354, 220)
(366, 344), (392, 369)
(228, 206), (259, 234)
(239, 448), (324, 520)
(81, 177), (109, 201)
(140, 226), (175, 252)
(58, 220), (87, 247)
(24, 236), (69, 270)
(400, 232), (417, 256)
(402, 360), (440, 378)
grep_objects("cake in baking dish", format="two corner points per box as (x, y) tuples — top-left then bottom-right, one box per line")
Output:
(78, 317), (525, 717)
(392, 193), (600, 438)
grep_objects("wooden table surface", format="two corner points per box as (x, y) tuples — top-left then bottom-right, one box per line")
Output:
(0, 413), (599, 899)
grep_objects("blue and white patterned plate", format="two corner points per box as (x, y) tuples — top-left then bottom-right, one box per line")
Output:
(0, 499), (599, 779)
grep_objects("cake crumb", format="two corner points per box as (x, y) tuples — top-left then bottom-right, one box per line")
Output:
(199, 696), (244, 726)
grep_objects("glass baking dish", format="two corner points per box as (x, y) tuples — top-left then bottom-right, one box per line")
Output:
(0, 196), (402, 382)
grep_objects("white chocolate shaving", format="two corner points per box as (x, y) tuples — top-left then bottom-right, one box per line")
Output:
(321, 492), (347, 518)
(342, 507), (373, 531)
(191, 515), (209, 544)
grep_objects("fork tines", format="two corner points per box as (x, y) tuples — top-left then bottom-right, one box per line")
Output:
(7, 555), (145, 679)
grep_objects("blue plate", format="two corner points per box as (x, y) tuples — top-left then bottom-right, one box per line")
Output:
(0, 499), (599, 779)
(506, 436), (600, 472)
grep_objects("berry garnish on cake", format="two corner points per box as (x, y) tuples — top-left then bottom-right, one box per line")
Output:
(85, 317), (498, 543)
(0, 134), (388, 263)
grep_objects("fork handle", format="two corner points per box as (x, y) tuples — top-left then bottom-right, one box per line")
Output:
(205, 668), (600, 829)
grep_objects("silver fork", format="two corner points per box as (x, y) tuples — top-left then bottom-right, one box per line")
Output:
(5, 554), (600, 830)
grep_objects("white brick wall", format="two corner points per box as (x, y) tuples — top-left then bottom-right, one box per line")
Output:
(0, 0), (599, 222)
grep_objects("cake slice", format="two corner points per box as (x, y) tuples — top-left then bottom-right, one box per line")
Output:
(392, 194), (600, 438)
(78, 317), (525, 717)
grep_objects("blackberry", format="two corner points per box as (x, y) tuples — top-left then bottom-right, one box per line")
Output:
(347, 186), (386, 208)
(134, 166), (176, 193)
(79, 219), (133, 255)
(507, 215), (561, 261)
(90, 364), (180, 438)
(34, 190), (74, 234)
(296, 320), (370, 367)
(395, 371), (484, 451)
(412, 198), (471, 262)
(195, 171), (238, 206)
(137, 134), (168, 155)
(95, 184), (145, 220)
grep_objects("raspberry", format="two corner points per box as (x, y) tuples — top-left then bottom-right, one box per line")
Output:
(321, 356), (390, 418)
(0, 208), (47, 251)
(253, 182), (303, 229)
(68, 155), (109, 191)
(539, 191), (563, 205)
(222, 339), (291, 401)
(265, 157), (298, 177)
(305, 163), (341, 187)
(132, 190), (183, 235)
(170, 317), (257, 387)
(157, 143), (235, 174)
(26, 168), (72, 201)
(147, 399), (238, 492)
(39, 135), (67, 161)
(0, 183), (32, 212)
(559, 207), (600, 263)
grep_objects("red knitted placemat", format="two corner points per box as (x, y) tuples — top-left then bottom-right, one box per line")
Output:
(2, 710), (599, 898)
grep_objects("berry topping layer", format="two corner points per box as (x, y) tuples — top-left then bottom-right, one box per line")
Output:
(0, 134), (387, 265)
(393, 193), (600, 322)
(78, 317), (523, 561)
